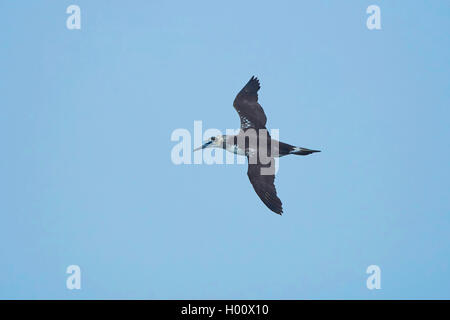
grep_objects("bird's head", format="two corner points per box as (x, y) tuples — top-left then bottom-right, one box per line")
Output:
(193, 135), (223, 151)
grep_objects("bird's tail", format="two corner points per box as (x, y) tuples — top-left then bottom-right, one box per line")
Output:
(279, 142), (321, 156)
(289, 146), (321, 155)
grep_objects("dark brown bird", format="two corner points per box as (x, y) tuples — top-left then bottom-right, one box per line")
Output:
(194, 76), (320, 215)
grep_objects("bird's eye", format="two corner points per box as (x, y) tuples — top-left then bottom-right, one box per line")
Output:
(211, 137), (216, 141)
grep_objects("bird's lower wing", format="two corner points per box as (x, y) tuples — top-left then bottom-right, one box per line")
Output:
(247, 158), (283, 215)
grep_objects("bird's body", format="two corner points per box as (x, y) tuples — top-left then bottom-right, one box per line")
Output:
(194, 76), (320, 215)
(219, 133), (318, 158)
(220, 133), (270, 158)
(222, 135), (249, 156)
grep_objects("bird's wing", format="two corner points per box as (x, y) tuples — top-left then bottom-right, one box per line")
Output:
(247, 157), (283, 215)
(233, 76), (268, 130)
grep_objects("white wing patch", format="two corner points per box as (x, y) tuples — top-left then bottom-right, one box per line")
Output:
(241, 116), (253, 129)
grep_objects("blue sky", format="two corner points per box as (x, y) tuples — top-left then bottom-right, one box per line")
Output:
(1, 1), (449, 299)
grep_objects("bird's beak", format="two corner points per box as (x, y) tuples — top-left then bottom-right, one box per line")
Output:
(193, 141), (212, 151)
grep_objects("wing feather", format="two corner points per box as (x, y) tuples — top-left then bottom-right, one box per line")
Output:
(247, 159), (283, 215)
(233, 76), (268, 130)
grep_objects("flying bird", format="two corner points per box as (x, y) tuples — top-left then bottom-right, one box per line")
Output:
(194, 76), (320, 215)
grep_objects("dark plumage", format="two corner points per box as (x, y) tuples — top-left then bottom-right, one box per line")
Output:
(195, 76), (320, 215)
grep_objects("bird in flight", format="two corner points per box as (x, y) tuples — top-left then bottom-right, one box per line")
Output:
(194, 76), (320, 215)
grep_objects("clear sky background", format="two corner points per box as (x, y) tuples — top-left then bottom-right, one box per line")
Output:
(1, 1), (449, 299)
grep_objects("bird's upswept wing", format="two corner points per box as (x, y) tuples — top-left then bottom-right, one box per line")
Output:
(247, 157), (283, 215)
(233, 76), (268, 130)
